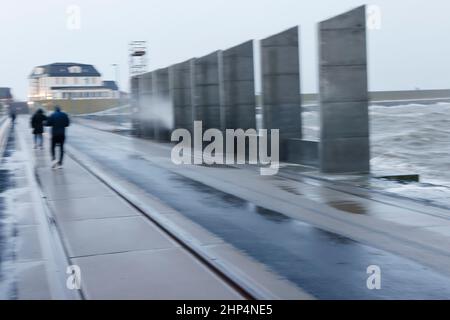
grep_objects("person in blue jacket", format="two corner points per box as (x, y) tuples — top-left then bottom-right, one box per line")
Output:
(46, 106), (70, 169)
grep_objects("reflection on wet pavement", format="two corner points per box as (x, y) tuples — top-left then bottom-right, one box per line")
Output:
(274, 180), (390, 217)
(67, 131), (450, 299)
(278, 185), (304, 196)
(326, 201), (368, 215)
(0, 129), (21, 299)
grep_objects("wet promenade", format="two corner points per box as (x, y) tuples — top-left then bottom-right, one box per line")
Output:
(2, 116), (450, 299)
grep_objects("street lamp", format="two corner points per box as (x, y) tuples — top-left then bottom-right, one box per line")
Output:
(111, 63), (120, 129)
(112, 63), (120, 91)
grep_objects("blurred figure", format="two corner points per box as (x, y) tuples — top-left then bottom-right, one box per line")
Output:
(46, 106), (70, 169)
(9, 109), (16, 125)
(30, 109), (47, 149)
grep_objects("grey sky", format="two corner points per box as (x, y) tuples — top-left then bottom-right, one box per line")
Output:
(1, 0), (450, 100)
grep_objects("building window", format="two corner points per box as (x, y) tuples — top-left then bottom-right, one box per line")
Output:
(34, 67), (44, 75)
(68, 66), (82, 73)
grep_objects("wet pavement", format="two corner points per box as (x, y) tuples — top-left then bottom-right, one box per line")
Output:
(0, 127), (18, 299)
(15, 119), (250, 300)
(65, 123), (450, 299)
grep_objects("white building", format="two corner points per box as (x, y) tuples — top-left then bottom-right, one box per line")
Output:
(29, 63), (119, 102)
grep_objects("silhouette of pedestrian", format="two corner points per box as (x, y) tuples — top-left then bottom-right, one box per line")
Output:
(30, 108), (47, 149)
(46, 106), (70, 169)
(10, 109), (16, 126)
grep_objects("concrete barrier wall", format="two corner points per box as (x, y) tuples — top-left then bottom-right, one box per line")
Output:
(194, 51), (223, 131)
(153, 68), (173, 141)
(138, 72), (156, 138)
(221, 41), (256, 131)
(261, 27), (302, 160)
(286, 139), (319, 167)
(131, 8), (375, 174)
(130, 76), (140, 104)
(318, 5), (370, 173)
(170, 59), (196, 133)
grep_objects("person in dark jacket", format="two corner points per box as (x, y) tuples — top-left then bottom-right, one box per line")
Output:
(46, 106), (70, 169)
(30, 109), (48, 149)
(9, 109), (16, 125)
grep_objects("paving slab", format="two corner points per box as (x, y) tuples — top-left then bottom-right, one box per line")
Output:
(15, 203), (38, 226)
(42, 181), (115, 201)
(72, 248), (243, 300)
(60, 216), (177, 258)
(15, 262), (52, 300)
(37, 172), (99, 187)
(48, 195), (138, 222)
(16, 225), (44, 262)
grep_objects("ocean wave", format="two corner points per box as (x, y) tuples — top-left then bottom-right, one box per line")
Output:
(302, 102), (450, 206)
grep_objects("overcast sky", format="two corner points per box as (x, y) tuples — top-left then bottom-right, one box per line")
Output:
(1, 0), (449, 100)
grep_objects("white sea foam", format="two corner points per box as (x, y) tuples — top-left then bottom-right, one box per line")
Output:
(303, 103), (450, 207)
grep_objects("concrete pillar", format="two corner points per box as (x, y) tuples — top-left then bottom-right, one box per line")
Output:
(170, 59), (196, 134)
(261, 27), (302, 160)
(194, 51), (222, 131)
(221, 40), (256, 131)
(318, 5), (370, 173)
(138, 72), (156, 138)
(153, 68), (173, 141)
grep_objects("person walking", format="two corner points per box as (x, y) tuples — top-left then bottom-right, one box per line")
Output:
(30, 109), (47, 149)
(9, 109), (16, 126)
(46, 106), (70, 169)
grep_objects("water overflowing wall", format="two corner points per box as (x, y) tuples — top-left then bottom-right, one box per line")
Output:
(138, 72), (156, 138)
(152, 68), (173, 141)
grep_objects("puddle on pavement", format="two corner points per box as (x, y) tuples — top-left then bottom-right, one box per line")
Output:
(326, 200), (368, 215)
(278, 185), (304, 196)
